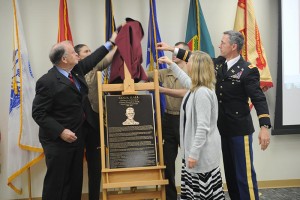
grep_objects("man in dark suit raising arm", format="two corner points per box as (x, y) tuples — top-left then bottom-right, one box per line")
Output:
(32, 32), (117, 200)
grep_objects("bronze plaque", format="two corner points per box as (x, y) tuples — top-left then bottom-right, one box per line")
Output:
(105, 95), (157, 168)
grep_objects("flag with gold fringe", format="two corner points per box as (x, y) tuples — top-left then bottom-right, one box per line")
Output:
(234, 0), (273, 91)
(185, 0), (215, 57)
(7, 0), (44, 194)
(146, 0), (167, 115)
(57, 0), (73, 43)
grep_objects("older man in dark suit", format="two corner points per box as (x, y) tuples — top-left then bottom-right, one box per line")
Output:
(32, 33), (116, 200)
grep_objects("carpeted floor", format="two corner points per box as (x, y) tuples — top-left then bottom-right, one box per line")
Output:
(16, 187), (300, 199)
(80, 187), (300, 199)
(246, 187), (300, 200)
(175, 187), (300, 200)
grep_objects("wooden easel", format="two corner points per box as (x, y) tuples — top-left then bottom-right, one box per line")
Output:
(97, 64), (168, 200)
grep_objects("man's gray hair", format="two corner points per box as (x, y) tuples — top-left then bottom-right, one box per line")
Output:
(49, 41), (70, 65)
(223, 30), (244, 53)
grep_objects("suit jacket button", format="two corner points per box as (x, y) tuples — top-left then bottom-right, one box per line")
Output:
(232, 82), (235, 85)
(236, 112), (239, 114)
(219, 100), (222, 103)
(220, 93), (222, 96)
(220, 86), (223, 89)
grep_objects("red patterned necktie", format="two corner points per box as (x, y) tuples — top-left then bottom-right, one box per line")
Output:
(68, 73), (75, 84)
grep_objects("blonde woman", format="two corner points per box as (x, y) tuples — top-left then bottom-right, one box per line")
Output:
(159, 51), (224, 200)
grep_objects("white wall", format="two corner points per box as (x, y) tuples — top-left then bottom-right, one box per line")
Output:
(0, 0), (300, 199)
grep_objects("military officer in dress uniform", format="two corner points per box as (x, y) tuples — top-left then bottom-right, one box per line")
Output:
(157, 30), (271, 200)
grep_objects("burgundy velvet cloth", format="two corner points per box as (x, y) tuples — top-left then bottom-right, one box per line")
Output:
(109, 20), (147, 83)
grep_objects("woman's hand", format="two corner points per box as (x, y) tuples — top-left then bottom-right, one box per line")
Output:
(157, 42), (174, 52)
(188, 157), (197, 169)
(158, 56), (172, 65)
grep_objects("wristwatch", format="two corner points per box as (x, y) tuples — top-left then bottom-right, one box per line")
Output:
(261, 124), (271, 129)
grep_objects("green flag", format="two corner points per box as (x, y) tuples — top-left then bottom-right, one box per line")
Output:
(185, 0), (215, 57)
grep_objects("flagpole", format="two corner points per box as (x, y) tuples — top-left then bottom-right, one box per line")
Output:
(150, 1), (161, 197)
(27, 168), (32, 200)
(244, 0), (248, 60)
(150, 0), (159, 69)
(196, 0), (200, 50)
(104, 0), (109, 84)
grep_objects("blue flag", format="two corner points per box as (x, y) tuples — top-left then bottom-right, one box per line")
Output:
(146, 0), (166, 115)
(103, 0), (116, 83)
(105, 0), (116, 41)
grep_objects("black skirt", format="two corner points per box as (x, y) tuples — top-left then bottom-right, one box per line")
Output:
(181, 159), (225, 200)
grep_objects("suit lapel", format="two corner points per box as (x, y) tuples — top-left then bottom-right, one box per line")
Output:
(73, 71), (88, 89)
(51, 67), (81, 94)
(71, 66), (89, 90)
(215, 62), (226, 78)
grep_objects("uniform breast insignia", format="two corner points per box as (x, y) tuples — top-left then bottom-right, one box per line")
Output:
(215, 64), (221, 70)
(229, 70), (243, 82)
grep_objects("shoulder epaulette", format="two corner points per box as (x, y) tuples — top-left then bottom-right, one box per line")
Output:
(248, 65), (257, 69)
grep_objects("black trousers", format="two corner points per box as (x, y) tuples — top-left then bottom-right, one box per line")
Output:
(42, 135), (85, 200)
(85, 119), (101, 200)
(162, 113), (180, 200)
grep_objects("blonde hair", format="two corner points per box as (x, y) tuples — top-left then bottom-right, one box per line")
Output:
(189, 51), (216, 92)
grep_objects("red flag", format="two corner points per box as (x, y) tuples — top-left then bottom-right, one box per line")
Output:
(234, 0), (273, 91)
(57, 0), (73, 44)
